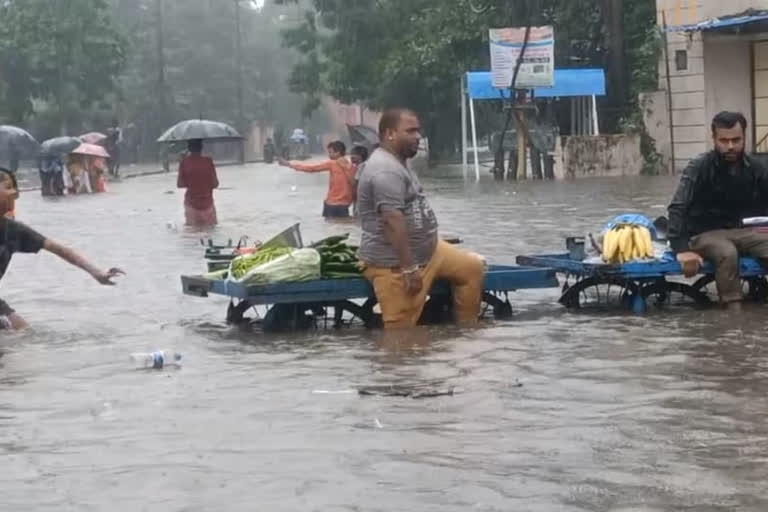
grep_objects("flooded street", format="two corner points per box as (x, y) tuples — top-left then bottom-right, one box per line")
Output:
(3, 163), (768, 511)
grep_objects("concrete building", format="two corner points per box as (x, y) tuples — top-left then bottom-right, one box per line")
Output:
(648, 1), (768, 171)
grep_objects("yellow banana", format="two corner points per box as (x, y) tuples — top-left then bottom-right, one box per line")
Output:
(620, 226), (634, 262)
(631, 226), (645, 261)
(602, 228), (618, 263)
(642, 226), (654, 258)
(611, 227), (623, 264)
(631, 235), (641, 260)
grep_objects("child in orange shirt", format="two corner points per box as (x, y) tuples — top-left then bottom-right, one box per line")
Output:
(278, 141), (354, 218)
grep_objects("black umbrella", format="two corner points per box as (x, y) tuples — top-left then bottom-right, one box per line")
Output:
(347, 124), (378, 151)
(41, 136), (82, 155)
(0, 125), (40, 158)
(157, 120), (242, 143)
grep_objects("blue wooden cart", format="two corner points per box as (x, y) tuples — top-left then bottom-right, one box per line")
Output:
(516, 253), (768, 313)
(181, 264), (558, 332)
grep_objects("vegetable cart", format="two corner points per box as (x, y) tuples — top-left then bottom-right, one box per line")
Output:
(515, 253), (768, 313)
(180, 264), (558, 332)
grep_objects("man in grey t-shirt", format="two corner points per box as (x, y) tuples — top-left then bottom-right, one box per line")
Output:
(357, 108), (485, 329)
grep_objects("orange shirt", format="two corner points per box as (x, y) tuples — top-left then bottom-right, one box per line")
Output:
(177, 154), (219, 210)
(290, 157), (354, 206)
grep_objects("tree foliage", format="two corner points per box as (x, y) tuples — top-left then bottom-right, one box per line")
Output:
(0, 0), (125, 135)
(276, 0), (659, 157)
(0, 0), (312, 158)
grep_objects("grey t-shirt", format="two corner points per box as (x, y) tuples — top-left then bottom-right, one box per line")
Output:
(357, 148), (438, 266)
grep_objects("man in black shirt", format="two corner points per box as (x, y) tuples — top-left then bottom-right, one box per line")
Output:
(668, 111), (768, 308)
(0, 168), (123, 329)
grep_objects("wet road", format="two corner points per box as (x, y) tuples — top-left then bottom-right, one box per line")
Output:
(3, 163), (768, 511)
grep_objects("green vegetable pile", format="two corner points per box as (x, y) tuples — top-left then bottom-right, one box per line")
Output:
(310, 234), (362, 279)
(230, 246), (292, 279)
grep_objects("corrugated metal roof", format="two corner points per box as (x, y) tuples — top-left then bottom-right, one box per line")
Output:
(666, 8), (768, 33)
(465, 69), (606, 100)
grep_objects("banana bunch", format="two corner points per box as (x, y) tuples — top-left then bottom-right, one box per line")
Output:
(602, 224), (653, 264)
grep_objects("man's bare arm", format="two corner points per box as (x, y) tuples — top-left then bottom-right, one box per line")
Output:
(381, 209), (414, 270)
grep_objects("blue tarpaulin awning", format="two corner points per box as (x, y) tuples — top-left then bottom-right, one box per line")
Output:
(465, 68), (606, 100)
(665, 9), (768, 33)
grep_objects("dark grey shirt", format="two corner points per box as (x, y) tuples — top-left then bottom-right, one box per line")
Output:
(357, 148), (438, 266)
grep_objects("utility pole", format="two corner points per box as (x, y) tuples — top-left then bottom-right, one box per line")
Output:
(234, 0), (246, 163)
(156, 0), (167, 128)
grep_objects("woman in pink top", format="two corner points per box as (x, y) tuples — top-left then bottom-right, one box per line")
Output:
(177, 139), (219, 227)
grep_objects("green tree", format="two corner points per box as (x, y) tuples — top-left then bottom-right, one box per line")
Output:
(0, 0), (125, 134)
(276, 0), (659, 160)
(109, 0), (311, 159)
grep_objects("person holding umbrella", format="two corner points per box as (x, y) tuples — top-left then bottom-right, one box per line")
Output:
(158, 119), (241, 227)
(105, 118), (122, 178)
(177, 139), (219, 227)
(39, 155), (65, 196)
(0, 167), (123, 329)
(68, 143), (110, 194)
(39, 137), (81, 197)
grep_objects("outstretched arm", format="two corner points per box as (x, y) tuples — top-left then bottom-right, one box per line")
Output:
(277, 158), (331, 173)
(43, 239), (124, 285)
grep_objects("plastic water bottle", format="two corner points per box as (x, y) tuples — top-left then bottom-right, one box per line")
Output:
(130, 350), (182, 369)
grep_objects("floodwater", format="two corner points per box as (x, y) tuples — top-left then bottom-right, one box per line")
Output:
(3, 163), (768, 511)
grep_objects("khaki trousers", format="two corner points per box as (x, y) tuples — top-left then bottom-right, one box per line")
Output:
(363, 240), (485, 329)
(690, 228), (768, 303)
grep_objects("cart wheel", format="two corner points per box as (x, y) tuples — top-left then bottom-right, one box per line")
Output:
(641, 280), (711, 309)
(693, 275), (768, 302)
(558, 277), (640, 310)
(226, 299), (252, 325)
(482, 292), (513, 320)
(329, 300), (381, 329)
(262, 304), (317, 333)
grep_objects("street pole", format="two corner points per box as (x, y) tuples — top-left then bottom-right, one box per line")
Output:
(662, 10), (677, 174)
(156, 0), (167, 126)
(235, 0), (246, 163)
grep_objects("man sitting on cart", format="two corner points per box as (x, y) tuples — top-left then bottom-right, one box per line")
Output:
(356, 108), (485, 328)
(668, 111), (768, 309)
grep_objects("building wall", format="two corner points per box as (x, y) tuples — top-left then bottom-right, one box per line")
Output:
(703, 37), (753, 147)
(654, 0), (768, 171)
(552, 135), (643, 179)
(321, 97), (380, 148)
(657, 0), (768, 26)
(700, 1), (768, 21)
(754, 41), (768, 149)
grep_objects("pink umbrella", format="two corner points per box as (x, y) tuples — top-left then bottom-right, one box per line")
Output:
(80, 132), (107, 145)
(71, 143), (110, 158)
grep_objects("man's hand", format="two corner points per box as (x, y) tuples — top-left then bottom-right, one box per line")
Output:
(676, 251), (703, 278)
(402, 268), (423, 296)
(92, 267), (125, 286)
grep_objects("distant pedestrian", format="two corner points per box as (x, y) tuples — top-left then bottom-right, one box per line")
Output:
(177, 139), (219, 227)
(106, 118), (123, 178)
(278, 140), (354, 218)
(263, 137), (276, 164)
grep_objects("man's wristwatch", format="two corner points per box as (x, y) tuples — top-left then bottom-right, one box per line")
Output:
(402, 265), (420, 275)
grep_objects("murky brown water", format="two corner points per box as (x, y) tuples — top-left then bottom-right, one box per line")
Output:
(3, 163), (768, 511)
